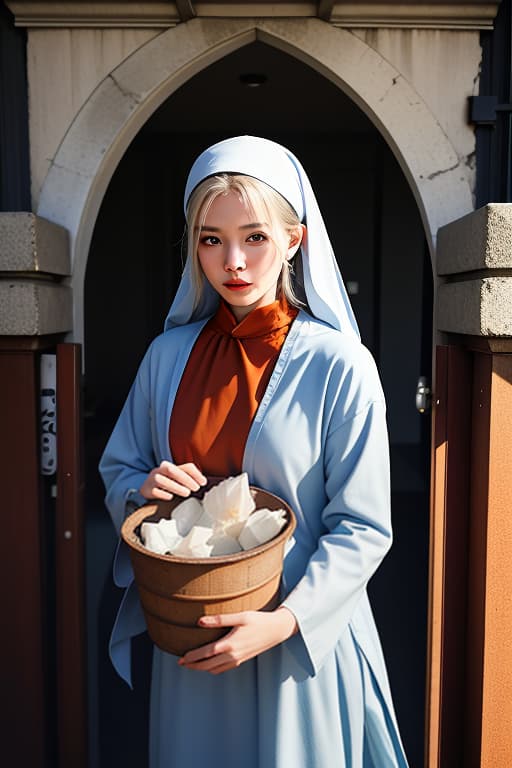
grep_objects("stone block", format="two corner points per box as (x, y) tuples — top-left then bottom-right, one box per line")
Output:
(0, 280), (72, 335)
(0, 213), (70, 275)
(437, 204), (512, 275)
(437, 277), (512, 336)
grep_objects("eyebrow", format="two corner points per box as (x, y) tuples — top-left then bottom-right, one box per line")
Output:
(199, 222), (267, 232)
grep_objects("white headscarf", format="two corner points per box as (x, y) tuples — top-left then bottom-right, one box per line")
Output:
(164, 136), (359, 338)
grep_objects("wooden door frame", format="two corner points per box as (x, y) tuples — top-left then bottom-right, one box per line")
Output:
(426, 344), (472, 766)
(55, 343), (88, 768)
(426, 339), (512, 767)
(0, 339), (88, 767)
(0, 338), (54, 766)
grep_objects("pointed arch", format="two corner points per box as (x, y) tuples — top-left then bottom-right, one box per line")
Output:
(36, 17), (473, 343)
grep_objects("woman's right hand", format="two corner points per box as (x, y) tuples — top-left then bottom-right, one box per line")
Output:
(139, 461), (207, 501)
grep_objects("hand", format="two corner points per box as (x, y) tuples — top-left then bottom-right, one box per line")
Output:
(178, 607), (298, 674)
(139, 461), (207, 501)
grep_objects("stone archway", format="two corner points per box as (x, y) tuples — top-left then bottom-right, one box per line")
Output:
(36, 17), (473, 344)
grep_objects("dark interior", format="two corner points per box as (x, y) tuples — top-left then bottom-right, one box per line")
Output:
(84, 41), (432, 768)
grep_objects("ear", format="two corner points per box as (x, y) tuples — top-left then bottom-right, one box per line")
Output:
(286, 224), (306, 260)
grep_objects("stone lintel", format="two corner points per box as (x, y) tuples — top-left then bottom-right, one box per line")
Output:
(330, 2), (498, 29)
(437, 277), (512, 337)
(0, 280), (72, 335)
(0, 213), (70, 276)
(437, 204), (512, 276)
(6, 1), (498, 29)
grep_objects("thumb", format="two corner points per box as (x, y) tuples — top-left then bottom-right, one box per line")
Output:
(198, 613), (247, 628)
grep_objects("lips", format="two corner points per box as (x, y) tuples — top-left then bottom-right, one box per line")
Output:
(223, 280), (251, 290)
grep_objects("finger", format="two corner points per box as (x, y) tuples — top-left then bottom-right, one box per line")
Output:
(150, 487), (174, 501)
(179, 629), (241, 664)
(181, 654), (236, 673)
(153, 474), (190, 497)
(198, 613), (248, 628)
(208, 662), (238, 675)
(180, 463), (207, 487)
(158, 462), (202, 492)
(154, 471), (202, 498)
(179, 639), (224, 665)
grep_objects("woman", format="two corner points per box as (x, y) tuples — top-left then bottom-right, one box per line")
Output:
(100, 135), (409, 767)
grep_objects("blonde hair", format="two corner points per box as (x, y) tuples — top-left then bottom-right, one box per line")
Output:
(185, 174), (303, 309)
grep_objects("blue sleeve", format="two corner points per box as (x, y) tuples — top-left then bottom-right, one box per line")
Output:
(99, 345), (156, 537)
(282, 398), (392, 675)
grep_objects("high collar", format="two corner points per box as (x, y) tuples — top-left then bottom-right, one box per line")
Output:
(210, 299), (298, 340)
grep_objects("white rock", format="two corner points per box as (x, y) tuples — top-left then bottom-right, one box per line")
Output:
(197, 509), (214, 529)
(238, 508), (287, 551)
(172, 525), (213, 558)
(141, 517), (182, 554)
(208, 534), (242, 557)
(141, 475), (287, 558)
(202, 473), (255, 536)
(140, 523), (169, 555)
(157, 518), (181, 551)
(238, 527), (260, 552)
(171, 497), (203, 536)
(222, 519), (247, 540)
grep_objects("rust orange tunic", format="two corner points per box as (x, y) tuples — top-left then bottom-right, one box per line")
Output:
(169, 299), (298, 476)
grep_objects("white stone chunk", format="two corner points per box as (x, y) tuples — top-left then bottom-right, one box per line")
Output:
(222, 519), (246, 539)
(156, 518), (181, 551)
(141, 517), (182, 555)
(172, 526), (213, 558)
(238, 508), (287, 551)
(197, 509), (214, 529)
(171, 497), (204, 536)
(202, 473), (256, 537)
(209, 534), (242, 557)
(140, 475), (287, 558)
(140, 522), (169, 555)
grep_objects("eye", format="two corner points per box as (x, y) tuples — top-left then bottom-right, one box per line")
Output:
(200, 235), (221, 246)
(247, 233), (267, 243)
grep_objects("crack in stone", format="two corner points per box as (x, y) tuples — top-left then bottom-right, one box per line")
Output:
(465, 151), (476, 171)
(378, 74), (401, 103)
(50, 160), (93, 180)
(472, 61), (482, 95)
(108, 73), (143, 105)
(427, 160), (460, 180)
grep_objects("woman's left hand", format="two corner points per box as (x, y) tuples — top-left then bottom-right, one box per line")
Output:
(178, 607), (298, 674)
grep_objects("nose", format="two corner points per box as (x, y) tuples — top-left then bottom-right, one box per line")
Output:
(224, 243), (246, 272)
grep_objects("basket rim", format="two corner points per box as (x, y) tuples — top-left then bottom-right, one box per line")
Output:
(120, 485), (296, 565)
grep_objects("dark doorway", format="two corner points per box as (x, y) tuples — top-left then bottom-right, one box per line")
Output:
(84, 41), (431, 768)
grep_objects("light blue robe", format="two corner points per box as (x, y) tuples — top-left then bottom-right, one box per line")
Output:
(99, 310), (409, 768)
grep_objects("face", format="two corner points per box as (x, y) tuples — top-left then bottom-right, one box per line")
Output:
(196, 191), (302, 322)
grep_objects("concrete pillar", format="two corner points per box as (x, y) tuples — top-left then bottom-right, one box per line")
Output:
(427, 204), (512, 768)
(0, 212), (71, 335)
(437, 204), (512, 337)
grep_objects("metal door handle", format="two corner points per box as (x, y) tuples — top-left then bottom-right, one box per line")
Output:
(416, 376), (432, 414)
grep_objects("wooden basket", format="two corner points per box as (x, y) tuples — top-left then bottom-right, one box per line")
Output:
(121, 486), (296, 656)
